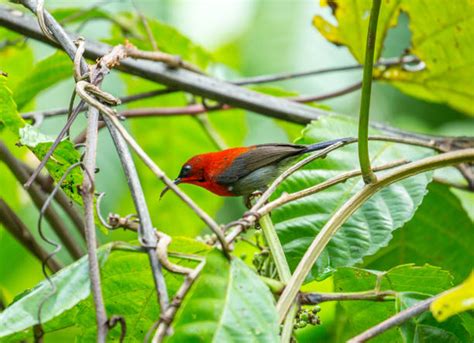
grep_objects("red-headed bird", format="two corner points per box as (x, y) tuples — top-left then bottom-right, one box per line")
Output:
(161, 137), (354, 198)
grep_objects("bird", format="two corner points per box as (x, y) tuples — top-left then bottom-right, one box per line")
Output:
(160, 137), (354, 198)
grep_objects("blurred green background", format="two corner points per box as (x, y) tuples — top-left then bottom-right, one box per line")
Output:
(1, 0), (473, 341)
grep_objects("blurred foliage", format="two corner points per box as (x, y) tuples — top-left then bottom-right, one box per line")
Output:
(0, 0), (473, 342)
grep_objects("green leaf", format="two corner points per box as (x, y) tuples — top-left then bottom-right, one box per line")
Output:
(333, 264), (470, 342)
(13, 51), (72, 110)
(0, 245), (113, 339)
(167, 250), (279, 342)
(0, 238), (210, 341)
(272, 114), (432, 281)
(363, 183), (474, 284)
(0, 75), (24, 133)
(19, 125), (83, 204)
(313, 0), (474, 115)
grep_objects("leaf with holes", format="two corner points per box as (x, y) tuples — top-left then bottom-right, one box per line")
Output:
(272, 114), (432, 281)
(19, 125), (83, 204)
(313, 0), (474, 115)
(166, 250), (279, 342)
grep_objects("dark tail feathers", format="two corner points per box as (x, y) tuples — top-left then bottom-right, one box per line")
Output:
(303, 137), (356, 153)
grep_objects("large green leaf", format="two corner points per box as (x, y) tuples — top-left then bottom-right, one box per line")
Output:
(333, 264), (471, 342)
(167, 250), (279, 342)
(313, 0), (401, 63)
(313, 0), (474, 115)
(0, 237), (209, 341)
(13, 51), (73, 110)
(0, 245), (113, 339)
(363, 183), (474, 284)
(272, 115), (432, 281)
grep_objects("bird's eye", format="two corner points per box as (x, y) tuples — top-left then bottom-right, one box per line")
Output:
(180, 164), (192, 177)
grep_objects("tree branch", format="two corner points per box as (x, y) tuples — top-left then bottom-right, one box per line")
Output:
(0, 4), (328, 124)
(0, 198), (62, 272)
(300, 290), (396, 305)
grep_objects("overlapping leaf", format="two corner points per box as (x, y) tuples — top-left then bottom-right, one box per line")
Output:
(333, 264), (471, 342)
(313, 0), (474, 115)
(272, 115), (432, 281)
(363, 183), (474, 284)
(0, 238), (209, 341)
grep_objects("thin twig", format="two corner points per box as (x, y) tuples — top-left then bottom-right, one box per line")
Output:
(347, 295), (437, 342)
(300, 290), (396, 305)
(290, 81), (362, 103)
(153, 262), (205, 342)
(276, 149), (474, 322)
(131, 0), (158, 51)
(357, 0), (382, 184)
(0, 198), (62, 272)
(21, 88), (178, 120)
(155, 232), (194, 275)
(194, 113), (228, 150)
(233, 56), (419, 86)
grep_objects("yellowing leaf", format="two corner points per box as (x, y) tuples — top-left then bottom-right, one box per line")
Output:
(313, 0), (474, 116)
(313, 0), (401, 63)
(431, 271), (474, 322)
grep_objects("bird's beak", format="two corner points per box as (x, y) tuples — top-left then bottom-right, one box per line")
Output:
(159, 178), (181, 199)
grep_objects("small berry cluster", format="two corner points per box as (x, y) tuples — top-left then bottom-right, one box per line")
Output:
(294, 306), (321, 329)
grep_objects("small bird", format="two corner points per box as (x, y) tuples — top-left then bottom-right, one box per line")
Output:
(160, 137), (354, 198)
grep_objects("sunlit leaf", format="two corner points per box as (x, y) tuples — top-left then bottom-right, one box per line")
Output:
(272, 114), (432, 281)
(431, 272), (474, 322)
(167, 250), (279, 342)
(313, 0), (474, 115)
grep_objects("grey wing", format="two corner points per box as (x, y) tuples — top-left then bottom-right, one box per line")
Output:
(215, 144), (305, 185)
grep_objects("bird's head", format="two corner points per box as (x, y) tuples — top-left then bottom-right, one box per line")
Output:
(160, 155), (207, 198)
